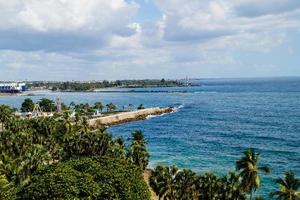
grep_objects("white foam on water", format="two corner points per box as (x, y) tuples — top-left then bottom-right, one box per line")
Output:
(146, 113), (167, 120)
(172, 104), (184, 113)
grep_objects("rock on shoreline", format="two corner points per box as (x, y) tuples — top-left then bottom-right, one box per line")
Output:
(89, 107), (173, 128)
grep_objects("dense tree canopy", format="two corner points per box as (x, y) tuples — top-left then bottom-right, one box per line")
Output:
(21, 98), (35, 112)
(39, 98), (56, 112)
(18, 157), (151, 200)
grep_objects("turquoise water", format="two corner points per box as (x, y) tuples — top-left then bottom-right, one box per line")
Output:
(0, 77), (299, 198)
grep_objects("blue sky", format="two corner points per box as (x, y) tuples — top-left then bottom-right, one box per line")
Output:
(0, 0), (299, 80)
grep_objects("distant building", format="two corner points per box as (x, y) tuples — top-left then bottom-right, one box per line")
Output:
(0, 82), (26, 93)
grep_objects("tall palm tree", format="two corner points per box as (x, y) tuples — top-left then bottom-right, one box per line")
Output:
(236, 148), (270, 200)
(128, 130), (149, 170)
(175, 169), (198, 200)
(108, 137), (126, 159)
(106, 102), (117, 112)
(150, 165), (179, 200)
(62, 111), (72, 133)
(94, 102), (103, 112)
(270, 171), (300, 200)
(81, 117), (89, 133)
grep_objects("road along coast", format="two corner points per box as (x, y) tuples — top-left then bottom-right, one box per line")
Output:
(89, 107), (173, 128)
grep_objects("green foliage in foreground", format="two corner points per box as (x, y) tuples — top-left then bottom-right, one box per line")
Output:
(270, 171), (300, 200)
(150, 165), (247, 200)
(150, 149), (300, 200)
(18, 156), (151, 200)
(0, 104), (150, 199)
(0, 104), (299, 200)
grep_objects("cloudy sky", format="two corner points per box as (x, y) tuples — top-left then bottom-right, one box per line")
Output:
(0, 0), (299, 80)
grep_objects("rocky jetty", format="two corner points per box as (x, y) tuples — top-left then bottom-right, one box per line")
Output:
(89, 107), (173, 128)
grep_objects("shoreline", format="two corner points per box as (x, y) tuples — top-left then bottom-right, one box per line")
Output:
(0, 93), (26, 97)
(89, 107), (174, 128)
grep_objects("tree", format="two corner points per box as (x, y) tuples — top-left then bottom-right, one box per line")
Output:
(108, 137), (127, 159)
(18, 157), (151, 200)
(106, 102), (117, 112)
(236, 148), (270, 200)
(198, 172), (222, 200)
(270, 171), (300, 200)
(150, 165), (179, 200)
(21, 98), (35, 112)
(137, 104), (145, 110)
(128, 130), (149, 170)
(175, 169), (198, 200)
(62, 129), (112, 159)
(94, 101), (103, 111)
(39, 98), (55, 112)
(0, 105), (16, 130)
(220, 172), (247, 200)
(62, 111), (72, 133)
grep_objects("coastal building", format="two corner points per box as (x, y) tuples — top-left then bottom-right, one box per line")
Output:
(0, 82), (26, 93)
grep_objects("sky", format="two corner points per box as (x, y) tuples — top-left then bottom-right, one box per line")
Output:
(0, 0), (299, 81)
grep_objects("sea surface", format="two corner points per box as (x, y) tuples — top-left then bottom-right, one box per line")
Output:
(0, 77), (299, 198)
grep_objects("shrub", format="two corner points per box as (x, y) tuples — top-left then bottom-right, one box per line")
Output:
(18, 156), (151, 200)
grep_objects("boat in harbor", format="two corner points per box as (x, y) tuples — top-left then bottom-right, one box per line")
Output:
(0, 82), (26, 93)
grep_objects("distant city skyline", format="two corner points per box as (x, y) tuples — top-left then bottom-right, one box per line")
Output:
(0, 0), (300, 80)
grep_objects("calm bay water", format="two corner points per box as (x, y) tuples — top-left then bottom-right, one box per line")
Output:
(0, 77), (299, 197)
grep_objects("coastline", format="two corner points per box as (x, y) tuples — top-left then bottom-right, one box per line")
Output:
(89, 107), (173, 128)
(0, 93), (26, 97)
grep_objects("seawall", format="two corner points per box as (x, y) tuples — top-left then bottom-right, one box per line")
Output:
(89, 107), (173, 128)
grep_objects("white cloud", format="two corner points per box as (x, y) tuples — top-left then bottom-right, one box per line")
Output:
(0, 0), (299, 80)
(0, 0), (138, 51)
(0, 0), (138, 32)
(153, 0), (300, 46)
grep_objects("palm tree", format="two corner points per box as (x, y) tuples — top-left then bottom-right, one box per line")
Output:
(175, 169), (198, 200)
(108, 137), (126, 159)
(198, 172), (221, 200)
(150, 165), (179, 200)
(81, 117), (89, 133)
(236, 148), (270, 200)
(221, 172), (247, 200)
(94, 102), (103, 112)
(270, 171), (300, 200)
(62, 111), (72, 133)
(128, 130), (149, 170)
(106, 102), (117, 112)
(0, 105), (15, 130)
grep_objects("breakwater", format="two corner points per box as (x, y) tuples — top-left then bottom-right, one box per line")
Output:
(89, 107), (173, 128)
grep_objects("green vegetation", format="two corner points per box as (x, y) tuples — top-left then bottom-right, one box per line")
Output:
(20, 98), (34, 112)
(236, 148), (271, 200)
(106, 102), (117, 112)
(0, 104), (299, 200)
(39, 98), (56, 112)
(18, 157), (151, 200)
(19, 98), (145, 119)
(27, 79), (184, 91)
(128, 130), (149, 170)
(137, 104), (145, 110)
(270, 171), (300, 200)
(149, 150), (299, 200)
(0, 104), (150, 199)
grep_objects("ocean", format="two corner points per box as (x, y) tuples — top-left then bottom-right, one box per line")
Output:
(0, 77), (299, 198)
